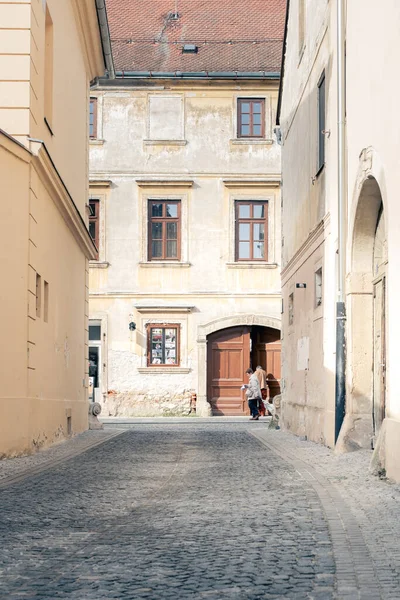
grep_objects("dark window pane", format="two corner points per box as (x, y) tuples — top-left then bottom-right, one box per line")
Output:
(239, 223), (250, 241)
(239, 204), (250, 218)
(89, 222), (96, 241)
(89, 325), (101, 341)
(253, 125), (262, 136)
(241, 114), (250, 125)
(151, 203), (163, 217)
(241, 125), (250, 136)
(253, 223), (265, 241)
(166, 241), (177, 257)
(152, 240), (162, 257)
(167, 241), (178, 258)
(167, 222), (177, 239)
(166, 204), (178, 218)
(152, 223), (163, 239)
(253, 204), (265, 218)
(253, 242), (264, 259)
(239, 242), (250, 259)
(252, 102), (262, 114)
(241, 102), (250, 113)
(253, 113), (261, 125)
(89, 202), (96, 217)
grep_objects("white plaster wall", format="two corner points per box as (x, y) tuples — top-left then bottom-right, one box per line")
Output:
(89, 81), (282, 416)
(280, 0), (337, 446)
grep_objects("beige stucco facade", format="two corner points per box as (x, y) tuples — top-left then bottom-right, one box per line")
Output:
(0, 0), (106, 455)
(279, 0), (400, 481)
(89, 80), (282, 416)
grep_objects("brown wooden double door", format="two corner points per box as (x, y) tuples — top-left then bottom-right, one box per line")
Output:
(207, 326), (281, 416)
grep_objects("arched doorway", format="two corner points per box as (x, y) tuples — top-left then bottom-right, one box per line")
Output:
(207, 325), (281, 415)
(347, 176), (387, 446)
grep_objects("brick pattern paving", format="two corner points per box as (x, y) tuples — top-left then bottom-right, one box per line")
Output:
(0, 423), (399, 599)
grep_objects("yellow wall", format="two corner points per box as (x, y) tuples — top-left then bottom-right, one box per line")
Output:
(0, 0), (105, 456)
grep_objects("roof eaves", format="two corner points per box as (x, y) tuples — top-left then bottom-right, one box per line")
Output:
(276, 0), (290, 125)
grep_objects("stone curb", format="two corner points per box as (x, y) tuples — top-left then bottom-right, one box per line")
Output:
(250, 430), (384, 600)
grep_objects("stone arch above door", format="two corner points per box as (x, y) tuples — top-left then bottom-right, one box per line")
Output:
(197, 314), (281, 343)
(196, 314), (281, 416)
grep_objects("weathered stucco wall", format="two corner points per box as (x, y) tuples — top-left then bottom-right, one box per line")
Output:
(280, 0), (400, 479)
(89, 81), (282, 416)
(280, 0), (336, 447)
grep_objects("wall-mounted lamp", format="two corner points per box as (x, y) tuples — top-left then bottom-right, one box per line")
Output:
(129, 322), (136, 331)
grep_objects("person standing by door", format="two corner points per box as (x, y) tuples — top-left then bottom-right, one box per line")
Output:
(245, 368), (262, 420)
(255, 365), (268, 416)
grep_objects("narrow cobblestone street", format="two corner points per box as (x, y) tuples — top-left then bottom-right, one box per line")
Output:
(0, 422), (399, 599)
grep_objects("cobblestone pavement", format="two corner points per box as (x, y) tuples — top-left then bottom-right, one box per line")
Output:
(0, 423), (398, 599)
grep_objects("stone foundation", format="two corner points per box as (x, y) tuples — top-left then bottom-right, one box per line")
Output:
(103, 390), (194, 417)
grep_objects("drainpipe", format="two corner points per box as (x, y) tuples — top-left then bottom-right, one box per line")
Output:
(95, 0), (115, 79)
(335, 0), (347, 443)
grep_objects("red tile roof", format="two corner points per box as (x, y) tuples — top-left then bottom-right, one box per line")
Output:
(105, 0), (286, 74)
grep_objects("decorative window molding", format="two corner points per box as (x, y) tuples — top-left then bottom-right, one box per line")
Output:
(148, 200), (181, 261)
(147, 324), (180, 366)
(225, 187), (277, 266)
(233, 95), (272, 139)
(89, 97), (98, 139)
(138, 183), (190, 265)
(237, 98), (266, 138)
(88, 182), (109, 265)
(89, 95), (105, 143)
(235, 200), (268, 261)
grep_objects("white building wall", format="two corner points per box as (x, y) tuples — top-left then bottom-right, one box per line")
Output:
(89, 81), (282, 416)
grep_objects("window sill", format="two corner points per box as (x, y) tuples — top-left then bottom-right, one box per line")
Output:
(226, 262), (278, 269)
(230, 139), (273, 146)
(138, 367), (191, 374)
(143, 139), (187, 147)
(90, 139), (105, 145)
(89, 261), (109, 269)
(139, 261), (191, 268)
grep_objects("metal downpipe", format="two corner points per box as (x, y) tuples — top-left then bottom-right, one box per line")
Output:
(335, 0), (347, 443)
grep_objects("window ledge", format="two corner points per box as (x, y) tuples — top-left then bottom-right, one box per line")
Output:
(139, 261), (191, 268)
(90, 139), (105, 145)
(137, 367), (191, 374)
(143, 139), (187, 147)
(89, 261), (109, 269)
(226, 262), (278, 269)
(230, 139), (274, 146)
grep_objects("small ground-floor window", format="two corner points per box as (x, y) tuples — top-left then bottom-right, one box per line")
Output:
(147, 324), (180, 366)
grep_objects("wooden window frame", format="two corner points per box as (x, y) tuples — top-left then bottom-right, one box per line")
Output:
(237, 98), (266, 139)
(89, 198), (99, 259)
(89, 97), (98, 139)
(147, 324), (181, 367)
(148, 200), (181, 261)
(235, 201), (268, 261)
(317, 72), (326, 173)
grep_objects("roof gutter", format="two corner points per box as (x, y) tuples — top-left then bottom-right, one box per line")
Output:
(276, 0), (290, 125)
(111, 70), (280, 80)
(95, 0), (115, 79)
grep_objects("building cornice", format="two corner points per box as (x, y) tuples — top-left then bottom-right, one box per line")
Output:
(89, 179), (112, 188)
(223, 178), (280, 189)
(31, 143), (97, 260)
(281, 217), (328, 282)
(0, 129), (31, 163)
(136, 179), (194, 188)
(70, 0), (105, 80)
(135, 304), (195, 314)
